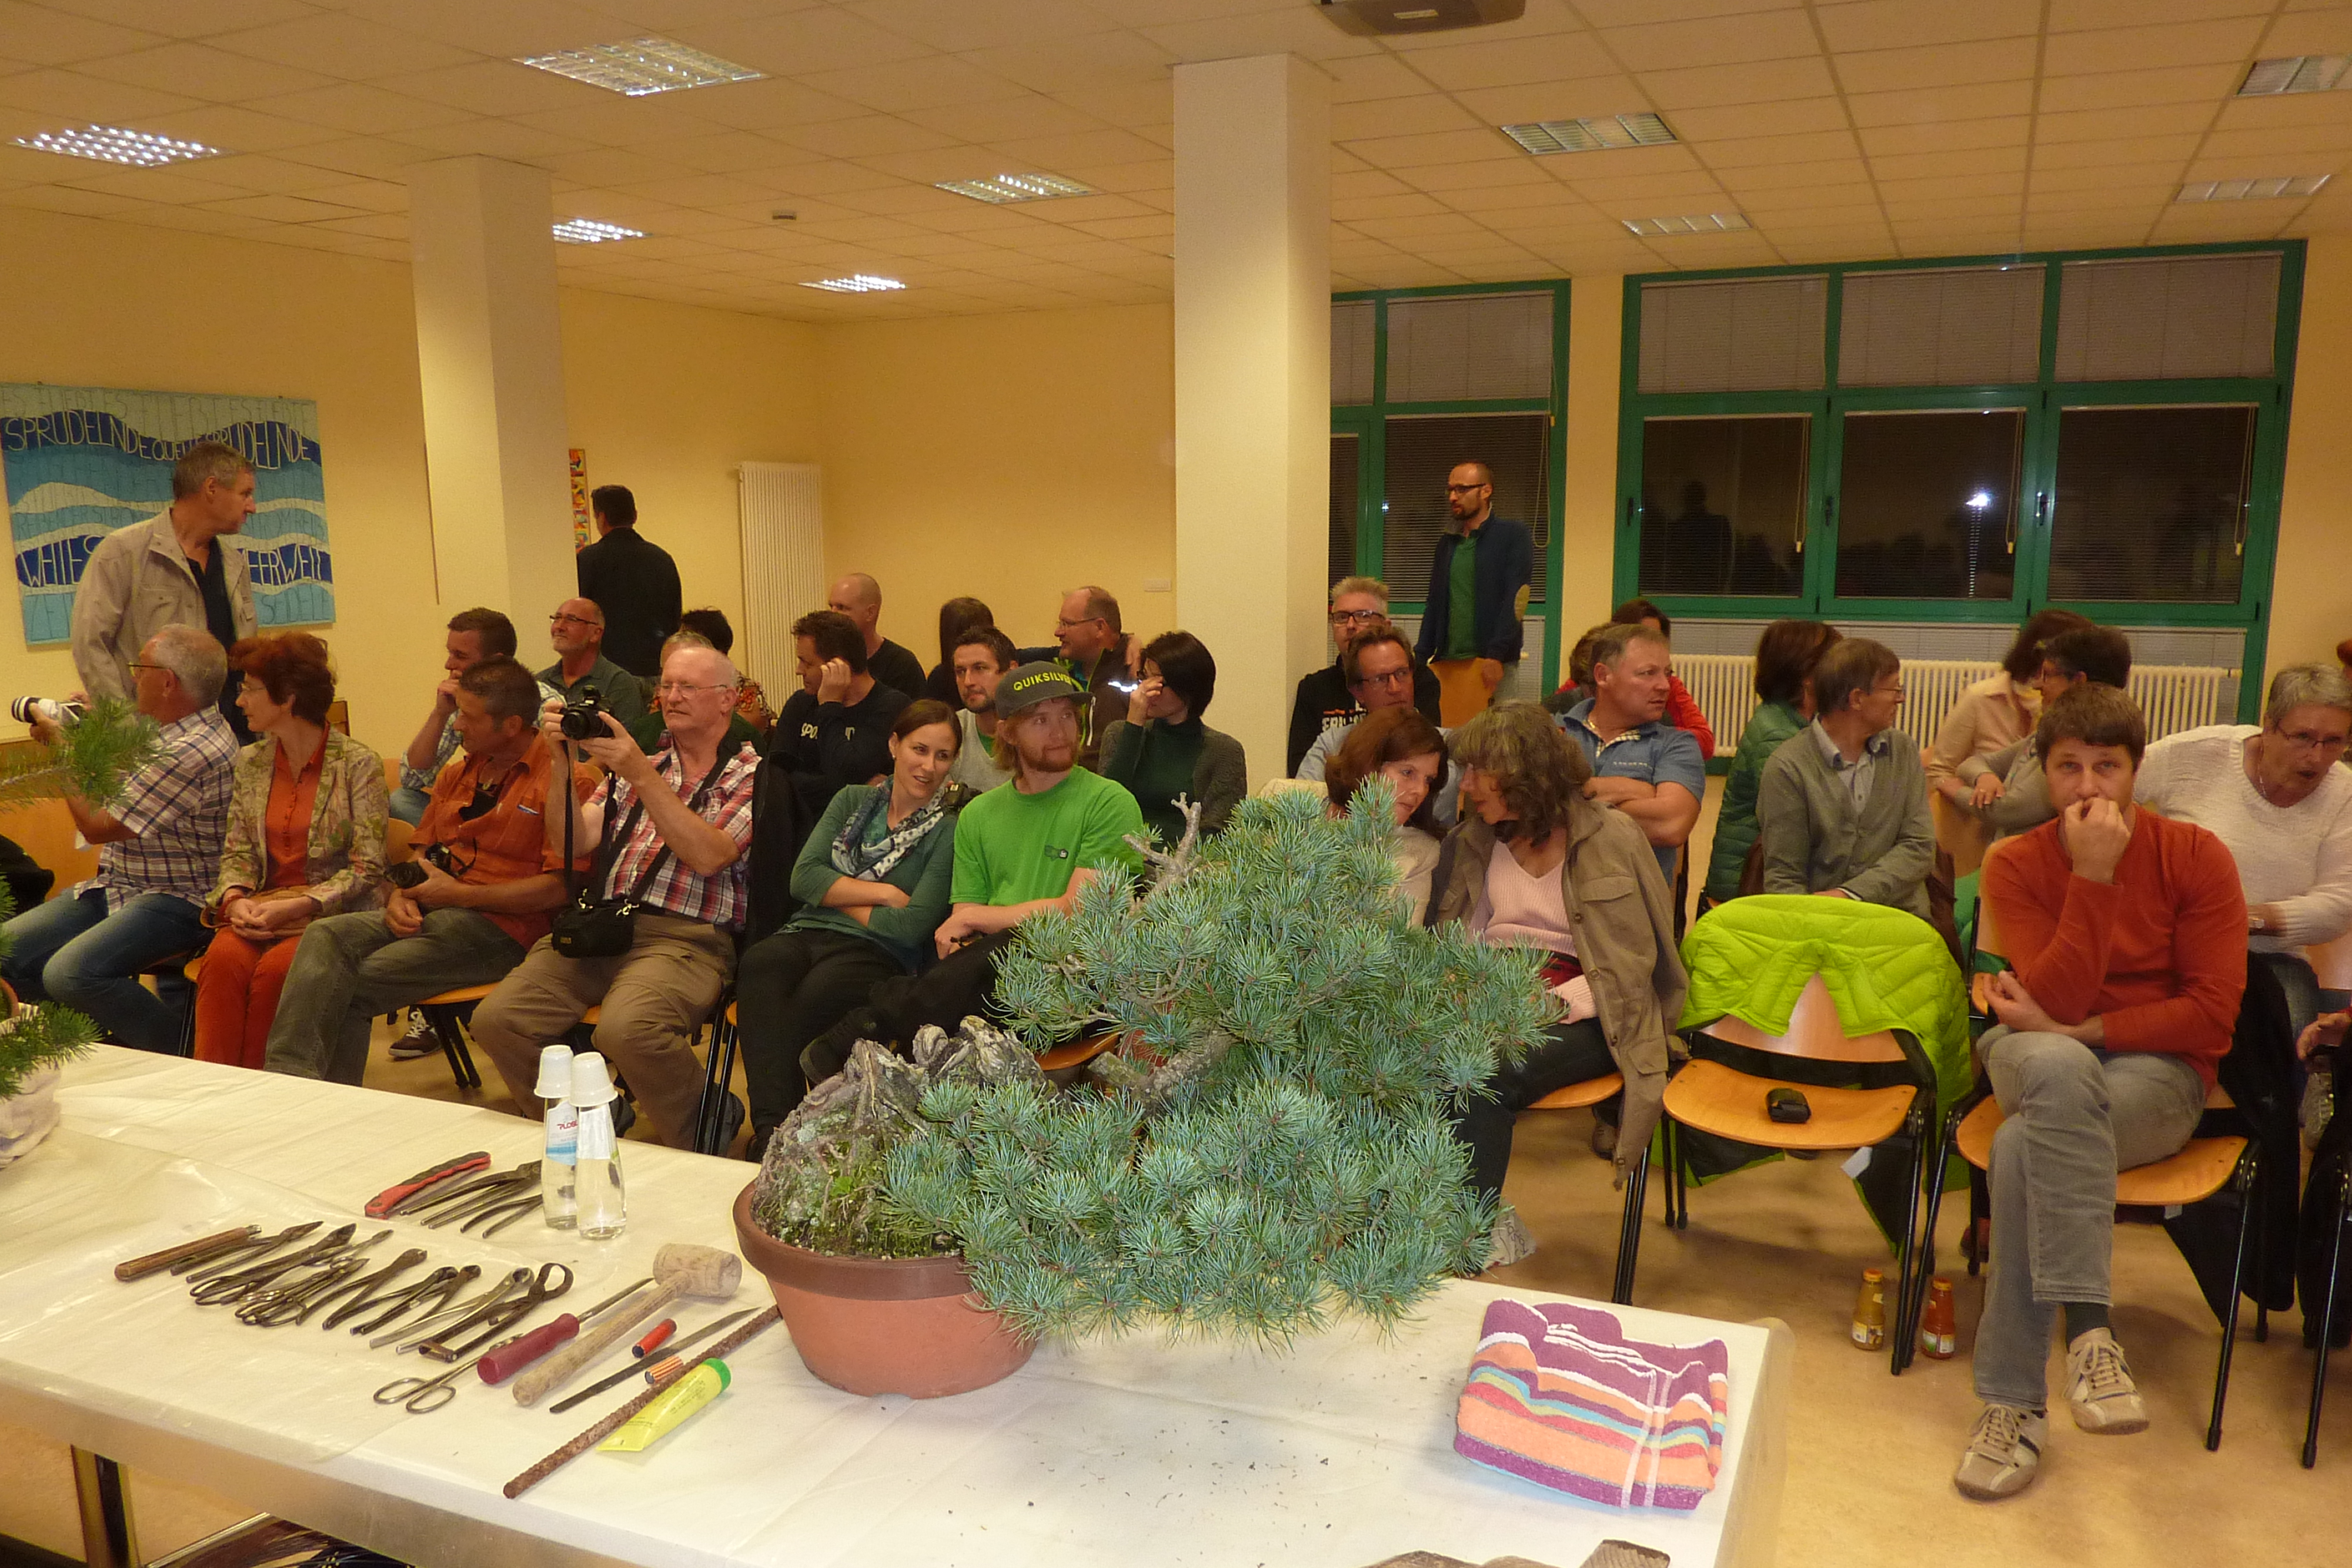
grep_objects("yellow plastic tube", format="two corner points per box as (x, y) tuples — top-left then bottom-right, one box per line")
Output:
(599, 1360), (730, 1453)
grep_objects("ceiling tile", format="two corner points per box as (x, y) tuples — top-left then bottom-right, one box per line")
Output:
(1331, 93), (1483, 142)
(2051, 0), (2272, 32)
(670, 76), (874, 131)
(1702, 128), (1865, 169)
(1869, 145), (2027, 181)
(268, 134), (435, 178)
(1873, 170), (2022, 200)
(900, 92), (1103, 143)
(770, 114), (958, 159)
(35, 1), (320, 37)
(191, 151), (365, 193)
(1048, 79), (1174, 129)
(1717, 158), (1875, 192)
(1135, 9), (1378, 65)
(984, 126), (1167, 168)
(215, 14), (479, 79)
(54, 164), (253, 203)
(1877, 193), (2024, 220)
(1833, 38), (2036, 95)
(0, 1), (166, 65)
(798, 55), (1031, 113)
(671, 9), (934, 77)
(1557, 168), (1729, 204)
(1401, 32), (1619, 93)
(335, 0), (629, 58)
(1331, 167), (1412, 200)
(1599, 11), (1820, 73)
(199, 191), (368, 222)
(1319, 53), (1434, 104)
(1637, 56), (1838, 110)
(1732, 184), (1880, 215)
(0, 66), (206, 121)
(1661, 96), (1850, 141)
(2041, 19), (2270, 78)
(1, 181), (146, 215)
(296, 177), (407, 212)
(1446, 76), (1649, 128)
(77, 40), (346, 103)
(2198, 125), (2352, 159)
(2035, 64), (2240, 113)
(129, 104), (338, 154)
(1857, 117), (2027, 158)
(841, 0), (1110, 54)
(373, 59), (594, 117)
(2030, 162), (2190, 193)
(1332, 190), (1450, 221)
(1815, 0), (2042, 53)
(246, 83), (479, 135)
(392, 118), (596, 159)
(1846, 81), (2034, 126)
(633, 128), (812, 174)
(2032, 134), (2204, 170)
(2185, 151), (2350, 180)
(1334, 126), (1518, 169)
(2259, 8), (2352, 57)
(2035, 103), (2219, 142)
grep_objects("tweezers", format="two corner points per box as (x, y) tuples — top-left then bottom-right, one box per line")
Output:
(334, 1264), (479, 1335)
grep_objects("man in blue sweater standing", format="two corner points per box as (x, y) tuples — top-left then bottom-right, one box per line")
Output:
(1415, 461), (1534, 727)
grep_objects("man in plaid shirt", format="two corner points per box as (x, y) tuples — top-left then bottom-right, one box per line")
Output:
(1, 628), (235, 1054)
(473, 643), (757, 1148)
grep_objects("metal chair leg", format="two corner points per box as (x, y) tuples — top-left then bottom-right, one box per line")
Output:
(1612, 1142), (1651, 1305)
(2304, 1161), (2350, 1468)
(2206, 1149), (2259, 1452)
(1670, 1120), (1690, 1231)
(425, 1006), (480, 1091)
(690, 997), (737, 1156)
(1900, 1106), (1957, 1375)
(1890, 1102), (1928, 1376)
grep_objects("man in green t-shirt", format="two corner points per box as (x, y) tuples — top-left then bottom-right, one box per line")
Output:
(797, 662), (1144, 1072)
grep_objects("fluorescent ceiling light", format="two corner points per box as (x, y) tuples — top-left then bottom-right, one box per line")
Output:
(552, 217), (644, 243)
(11, 123), (222, 167)
(1501, 113), (1675, 155)
(937, 172), (1095, 204)
(2239, 56), (2349, 95)
(1623, 212), (1750, 237)
(516, 36), (761, 96)
(801, 274), (906, 294)
(2176, 176), (2329, 202)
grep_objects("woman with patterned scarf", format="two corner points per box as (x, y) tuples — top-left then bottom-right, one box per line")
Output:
(736, 698), (970, 1159)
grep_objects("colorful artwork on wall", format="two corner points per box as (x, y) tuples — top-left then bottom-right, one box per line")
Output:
(570, 447), (592, 551)
(1, 382), (332, 646)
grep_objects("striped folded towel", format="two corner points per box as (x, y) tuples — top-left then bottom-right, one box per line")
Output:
(1454, 1298), (1729, 1511)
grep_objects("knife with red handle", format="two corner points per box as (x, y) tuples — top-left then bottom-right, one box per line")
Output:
(476, 1276), (653, 1385)
(365, 1152), (489, 1218)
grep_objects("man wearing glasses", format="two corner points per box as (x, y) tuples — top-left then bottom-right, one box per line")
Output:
(1753, 636), (1933, 917)
(536, 597), (649, 735)
(1041, 585), (1132, 772)
(1285, 576), (1441, 775)
(1414, 461), (1534, 727)
(264, 658), (588, 1084)
(1295, 626), (1461, 825)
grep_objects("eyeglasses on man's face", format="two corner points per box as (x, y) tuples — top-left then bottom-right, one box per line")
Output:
(549, 613), (599, 629)
(1328, 609), (1385, 626)
(1055, 615), (1105, 631)
(1445, 482), (1491, 495)
(1357, 666), (1412, 689)
(656, 680), (730, 697)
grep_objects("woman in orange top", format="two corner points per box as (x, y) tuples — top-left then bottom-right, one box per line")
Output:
(195, 633), (387, 1068)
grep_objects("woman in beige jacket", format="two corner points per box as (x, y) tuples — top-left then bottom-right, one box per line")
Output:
(1925, 609), (2088, 800)
(1426, 703), (1687, 1209)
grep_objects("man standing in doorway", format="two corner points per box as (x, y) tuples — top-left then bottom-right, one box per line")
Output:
(827, 573), (929, 700)
(537, 597), (650, 734)
(1415, 461), (1534, 727)
(573, 485), (681, 679)
(71, 441), (258, 739)
(1287, 576), (1442, 775)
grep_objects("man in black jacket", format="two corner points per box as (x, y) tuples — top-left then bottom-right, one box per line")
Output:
(574, 484), (681, 678)
(1286, 575), (1441, 775)
(1415, 462), (1533, 726)
(826, 572), (928, 700)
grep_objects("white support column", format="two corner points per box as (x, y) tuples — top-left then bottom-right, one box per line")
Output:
(1173, 55), (1331, 787)
(406, 156), (575, 624)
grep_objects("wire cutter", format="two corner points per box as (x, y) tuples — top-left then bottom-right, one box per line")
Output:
(377, 1266), (533, 1350)
(416, 1262), (573, 1362)
(327, 1262), (476, 1334)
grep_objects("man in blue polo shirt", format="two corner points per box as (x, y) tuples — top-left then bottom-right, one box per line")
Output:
(1558, 621), (1705, 885)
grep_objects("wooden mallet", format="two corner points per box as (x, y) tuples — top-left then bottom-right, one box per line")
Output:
(508, 1243), (741, 1407)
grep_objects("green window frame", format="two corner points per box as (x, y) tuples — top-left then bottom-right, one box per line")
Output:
(1611, 242), (2303, 719)
(1330, 279), (1573, 686)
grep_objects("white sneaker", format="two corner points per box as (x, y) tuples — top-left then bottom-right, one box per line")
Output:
(1953, 1403), (2046, 1500)
(2065, 1327), (2149, 1434)
(387, 1014), (439, 1061)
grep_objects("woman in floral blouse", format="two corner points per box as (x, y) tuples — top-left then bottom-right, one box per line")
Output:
(195, 633), (386, 1068)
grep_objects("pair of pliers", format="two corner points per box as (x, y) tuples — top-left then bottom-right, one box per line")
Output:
(415, 1162), (540, 1229)
(326, 1262), (476, 1333)
(416, 1261), (573, 1362)
(458, 1191), (543, 1239)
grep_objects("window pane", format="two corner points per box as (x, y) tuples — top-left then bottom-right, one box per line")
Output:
(1332, 302), (1375, 404)
(1838, 265), (2043, 387)
(1638, 276), (1826, 393)
(1637, 415), (1809, 598)
(1381, 413), (1549, 602)
(1330, 433), (1359, 589)
(1834, 410), (2023, 601)
(2054, 254), (2279, 381)
(1385, 292), (1553, 402)
(2048, 406), (2254, 604)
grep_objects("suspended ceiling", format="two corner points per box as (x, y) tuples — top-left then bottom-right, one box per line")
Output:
(1, 1), (2347, 320)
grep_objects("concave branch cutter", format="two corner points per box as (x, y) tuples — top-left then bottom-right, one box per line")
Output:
(416, 1262), (573, 1362)
(332, 1263), (480, 1336)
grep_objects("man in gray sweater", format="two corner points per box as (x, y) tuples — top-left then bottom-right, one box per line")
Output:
(1755, 637), (1934, 918)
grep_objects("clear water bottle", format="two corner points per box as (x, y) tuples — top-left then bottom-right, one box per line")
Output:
(570, 1050), (627, 1240)
(534, 1044), (578, 1230)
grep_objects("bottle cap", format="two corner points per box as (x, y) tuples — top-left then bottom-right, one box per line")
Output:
(533, 1045), (573, 1099)
(569, 1050), (618, 1108)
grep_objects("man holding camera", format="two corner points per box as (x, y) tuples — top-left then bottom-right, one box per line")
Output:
(1, 628), (236, 1055)
(537, 596), (649, 737)
(471, 643), (759, 1148)
(260, 659), (587, 1084)
(392, 608), (562, 827)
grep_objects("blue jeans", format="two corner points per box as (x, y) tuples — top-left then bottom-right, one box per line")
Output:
(387, 785), (432, 827)
(0, 888), (211, 1055)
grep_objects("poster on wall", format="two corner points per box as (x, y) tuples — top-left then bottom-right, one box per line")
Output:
(1, 382), (333, 646)
(569, 448), (591, 551)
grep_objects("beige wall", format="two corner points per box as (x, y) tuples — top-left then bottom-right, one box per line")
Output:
(0, 210), (821, 764)
(816, 303), (1175, 666)
(2273, 233), (2352, 676)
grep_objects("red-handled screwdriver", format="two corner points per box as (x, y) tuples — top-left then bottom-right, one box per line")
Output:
(632, 1319), (676, 1358)
(475, 1276), (652, 1385)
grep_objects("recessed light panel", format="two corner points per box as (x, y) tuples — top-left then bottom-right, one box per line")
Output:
(1501, 113), (1675, 156)
(516, 36), (762, 96)
(11, 124), (223, 168)
(1623, 212), (1750, 237)
(553, 218), (644, 243)
(937, 173), (1095, 204)
(801, 275), (906, 294)
(2239, 56), (2349, 95)
(2176, 176), (2330, 202)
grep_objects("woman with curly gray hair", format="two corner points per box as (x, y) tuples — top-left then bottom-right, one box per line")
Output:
(1426, 702), (1688, 1238)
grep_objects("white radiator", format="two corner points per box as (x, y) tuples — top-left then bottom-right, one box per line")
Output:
(1675, 653), (2236, 754)
(737, 462), (824, 707)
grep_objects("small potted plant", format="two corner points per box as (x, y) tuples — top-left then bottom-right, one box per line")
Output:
(737, 788), (1553, 1396)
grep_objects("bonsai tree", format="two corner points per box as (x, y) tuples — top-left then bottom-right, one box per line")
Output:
(750, 785), (1555, 1346)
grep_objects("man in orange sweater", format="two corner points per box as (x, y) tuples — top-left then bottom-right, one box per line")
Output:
(1956, 684), (2246, 1502)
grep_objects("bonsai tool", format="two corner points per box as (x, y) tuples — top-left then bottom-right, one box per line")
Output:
(506, 1307), (780, 1496)
(415, 1262), (574, 1362)
(365, 1150), (489, 1218)
(408, 1161), (540, 1227)
(113, 1226), (257, 1282)
(245, 1249), (429, 1329)
(375, 1348), (499, 1415)
(455, 1189), (543, 1240)
(373, 1266), (532, 1350)
(474, 1276), (653, 1386)
(188, 1225), (371, 1303)
(549, 1308), (756, 1415)
(509, 1243), (743, 1407)
(235, 1255), (373, 1326)
(174, 1221), (324, 1282)
(326, 1263), (476, 1334)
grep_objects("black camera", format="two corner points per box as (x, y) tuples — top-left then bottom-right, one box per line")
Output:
(559, 683), (607, 741)
(387, 843), (457, 890)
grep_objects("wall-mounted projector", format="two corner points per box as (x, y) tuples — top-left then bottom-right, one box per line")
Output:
(1317, 0), (1526, 37)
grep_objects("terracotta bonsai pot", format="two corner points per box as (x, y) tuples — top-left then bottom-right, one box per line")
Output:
(731, 1182), (1034, 1399)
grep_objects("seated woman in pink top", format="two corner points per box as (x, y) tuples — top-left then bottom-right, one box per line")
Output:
(1424, 702), (1688, 1231)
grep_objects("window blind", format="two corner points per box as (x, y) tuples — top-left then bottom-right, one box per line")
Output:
(1381, 412), (1549, 603)
(1329, 434), (1359, 589)
(1639, 276), (1827, 394)
(1838, 266), (2043, 387)
(2054, 254), (2280, 382)
(1332, 301), (1375, 406)
(1385, 292), (1552, 402)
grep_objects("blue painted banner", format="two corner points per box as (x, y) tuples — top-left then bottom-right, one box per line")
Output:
(1, 383), (332, 646)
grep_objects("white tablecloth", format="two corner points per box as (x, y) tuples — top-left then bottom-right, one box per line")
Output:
(0, 1048), (1789, 1568)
